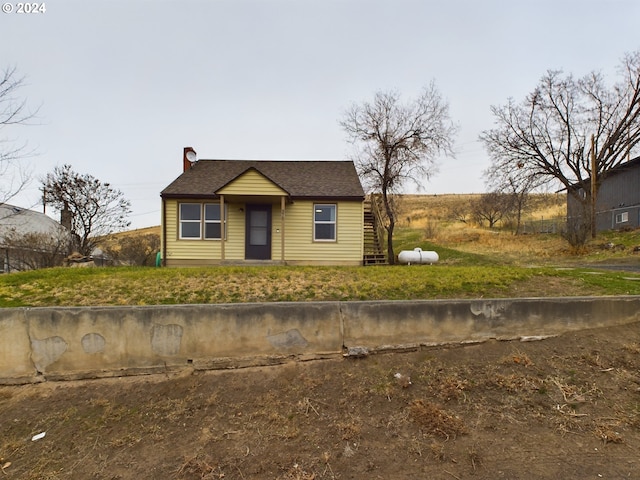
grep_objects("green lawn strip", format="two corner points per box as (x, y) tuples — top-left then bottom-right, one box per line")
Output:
(0, 264), (603, 307)
(552, 267), (640, 296)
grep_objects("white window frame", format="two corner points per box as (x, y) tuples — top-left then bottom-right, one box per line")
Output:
(313, 204), (337, 242)
(179, 203), (202, 239)
(615, 211), (629, 224)
(179, 203), (227, 240)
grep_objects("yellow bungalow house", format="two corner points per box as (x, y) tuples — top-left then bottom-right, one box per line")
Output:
(160, 148), (367, 266)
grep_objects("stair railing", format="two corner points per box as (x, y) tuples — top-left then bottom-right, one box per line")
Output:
(367, 193), (386, 257)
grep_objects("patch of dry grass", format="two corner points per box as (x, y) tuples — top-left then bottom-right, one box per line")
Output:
(408, 399), (467, 439)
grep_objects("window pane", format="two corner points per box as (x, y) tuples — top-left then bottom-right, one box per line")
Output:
(315, 205), (335, 222)
(251, 210), (268, 227)
(180, 204), (201, 221)
(205, 223), (221, 239)
(181, 222), (200, 238)
(205, 204), (221, 221)
(250, 227), (267, 245)
(315, 224), (335, 240)
(616, 212), (629, 223)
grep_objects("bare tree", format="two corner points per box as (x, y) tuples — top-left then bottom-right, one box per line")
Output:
(472, 192), (513, 228)
(449, 199), (472, 225)
(484, 163), (544, 235)
(480, 50), (640, 243)
(341, 83), (457, 263)
(41, 165), (132, 255)
(0, 66), (38, 204)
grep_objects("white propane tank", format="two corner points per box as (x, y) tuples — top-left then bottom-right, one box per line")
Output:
(398, 247), (439, 265)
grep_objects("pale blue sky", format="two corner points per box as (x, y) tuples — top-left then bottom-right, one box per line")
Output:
(2, 0), (639, 228)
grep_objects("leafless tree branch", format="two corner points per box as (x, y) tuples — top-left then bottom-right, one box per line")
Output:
(480, 50), (640, 241)
(41, 165), (132, 255)
(0, 65), (40, 204)
(341, 83), (457, 262)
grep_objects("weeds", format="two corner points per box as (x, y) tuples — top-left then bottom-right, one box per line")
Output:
(594, 422), (624, 444)
(432, 374), (469, 402)
(502, 350), (534, 367)
(408, 399), (467, 439)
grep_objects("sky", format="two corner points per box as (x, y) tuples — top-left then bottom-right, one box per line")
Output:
(1, 0), (639, 229)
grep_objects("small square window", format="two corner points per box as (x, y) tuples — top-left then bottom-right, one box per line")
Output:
(615, 212), (629, 224)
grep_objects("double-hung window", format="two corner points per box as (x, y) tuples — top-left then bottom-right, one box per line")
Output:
(314, 204), (336, 241)
(179, 203), (202, 239)
(179, 203), (226, 239)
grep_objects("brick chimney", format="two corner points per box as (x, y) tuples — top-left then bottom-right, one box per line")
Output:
(183, 147), (196, 172)
(60, 203), (72, 230)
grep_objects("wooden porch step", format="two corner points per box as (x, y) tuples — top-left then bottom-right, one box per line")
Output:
(363, 253), (387, 266)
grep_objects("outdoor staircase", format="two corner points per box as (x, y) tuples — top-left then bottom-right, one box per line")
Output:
(363, 198), (387, 265)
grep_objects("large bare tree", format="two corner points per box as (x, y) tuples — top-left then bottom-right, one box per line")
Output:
(42, 165), (132, 256)
(0, 66), (38, 204)
(341, 83), (457, 263)
(480, 51), (640, 242)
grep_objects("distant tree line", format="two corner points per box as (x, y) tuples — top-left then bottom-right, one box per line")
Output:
(449, 192), (564, 234)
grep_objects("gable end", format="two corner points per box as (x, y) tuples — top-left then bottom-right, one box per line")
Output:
(216, 167), (289, 196)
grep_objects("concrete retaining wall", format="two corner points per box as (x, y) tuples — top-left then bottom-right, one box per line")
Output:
(1, 296), (639, 384)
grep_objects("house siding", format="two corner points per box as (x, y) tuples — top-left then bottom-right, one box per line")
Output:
(164, 199), (220, 260)
(595, 163), (640, 231)
(217, 169), (288, 196)
(163, 198), (363, 266)
(567, 157), (640, 232)
(283, 200), (363, 264)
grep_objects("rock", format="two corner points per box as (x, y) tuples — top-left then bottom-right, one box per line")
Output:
(394, 372), (412, 388)
(344, 346), (369, 358)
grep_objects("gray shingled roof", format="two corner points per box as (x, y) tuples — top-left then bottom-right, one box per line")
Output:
(161, 160), (364, 200)
(0, 204), (65, 238)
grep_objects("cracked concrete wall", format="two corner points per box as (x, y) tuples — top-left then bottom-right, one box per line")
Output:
(0, 309), (32, 378)
(0, 296), (639, 383)
(0, 302), (343, 382)
(340, 296), (640, 348)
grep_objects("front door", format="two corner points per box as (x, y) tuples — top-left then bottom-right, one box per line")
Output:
(245, 204), (272, 260)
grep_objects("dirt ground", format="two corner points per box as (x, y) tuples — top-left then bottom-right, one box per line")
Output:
(2, 321), (640, 480)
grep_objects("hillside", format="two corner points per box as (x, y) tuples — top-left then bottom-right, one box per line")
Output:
(395, 192), (565, 226)
(120, 193), (566, 238)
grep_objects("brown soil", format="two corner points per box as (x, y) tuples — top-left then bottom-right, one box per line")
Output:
(2, 321), (640, 479)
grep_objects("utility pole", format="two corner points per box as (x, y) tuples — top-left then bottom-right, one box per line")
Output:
(590, 135), (597, 239)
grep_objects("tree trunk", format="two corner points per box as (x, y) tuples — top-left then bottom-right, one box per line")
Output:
(514, 196), (523, 235)
(381, 186), (396, 264)
(386, 222), (395, 265)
